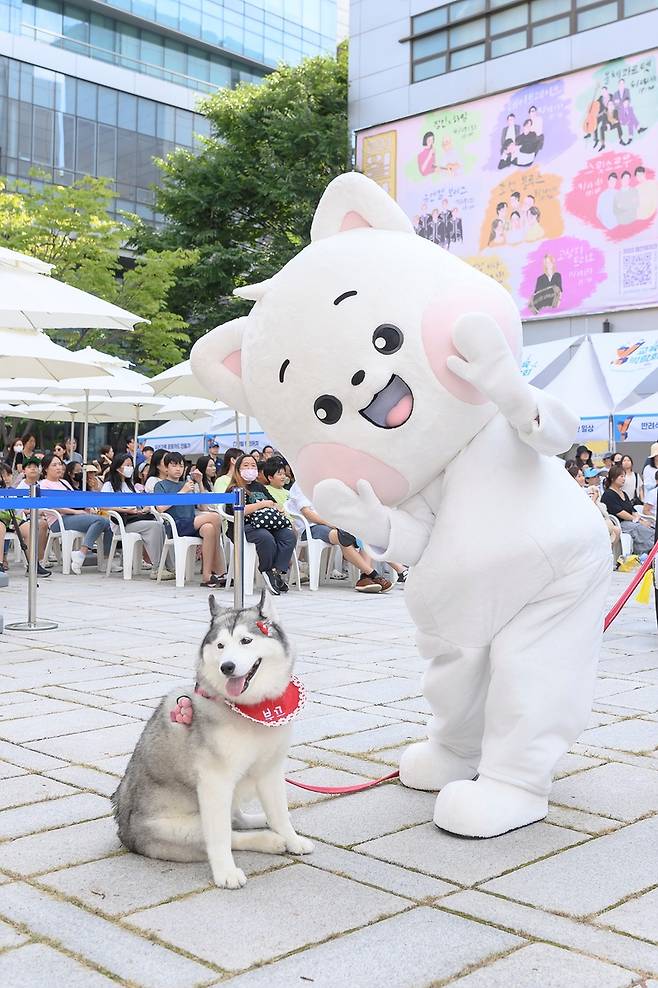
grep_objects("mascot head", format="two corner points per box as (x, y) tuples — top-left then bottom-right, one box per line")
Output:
(191, 172), (522, 506)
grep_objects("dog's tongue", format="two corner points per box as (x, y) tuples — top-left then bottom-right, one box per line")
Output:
(226, 676), (246, 698)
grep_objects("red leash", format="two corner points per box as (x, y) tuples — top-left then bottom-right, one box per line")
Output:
(287, 549), (658, 797)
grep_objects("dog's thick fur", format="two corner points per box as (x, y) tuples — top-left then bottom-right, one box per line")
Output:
(112, 592), (313, 889)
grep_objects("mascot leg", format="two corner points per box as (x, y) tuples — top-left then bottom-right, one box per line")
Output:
(400, 637), (488, 790)
(433, 554), (611, 837)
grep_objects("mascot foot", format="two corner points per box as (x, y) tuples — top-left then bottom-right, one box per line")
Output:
(433, 777), (548, 837)
(399, 741), (478, 792)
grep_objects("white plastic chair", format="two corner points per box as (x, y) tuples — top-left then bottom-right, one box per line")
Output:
(289, 511), (335, 591)
(104, 511), (144, 581)
(218, 507), (258, 595)
(154, 511), (202, 588)
(5, 532), (23, 565)
(43, 509), (84, 575)
(609, 516), (633, 558)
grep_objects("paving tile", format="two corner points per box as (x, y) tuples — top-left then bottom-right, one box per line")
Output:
(292, 783), (435, 844)
(224, 906), (522, 988)
(305, 841), (457, 900)
(27, 722), (144, 760)
(318, 677), (422, 704)
(127, 865), (408, 972)
(0, 943), (116, 987)
(552, 751), (604, 778)
(0, 792), (110, 839)
(0, 774), (77, 809)
(550, 762), (658, 822)
(286, 766), (375, 807)
(597, 887), (658, 942)
(604, 685), (658, 712)
(313, 721), (427, 754)
(0, 760), (27, 780)
(594, 678), (647, 699)
(0, 916), (28, 948)
(45, 764), (123, 797)
(0, 816), (120, 875)
(289, 744), (395, 778)
(290, 709), (397, 746)
(482, 816), (658, 916)
(0, 696), (76, 720)
(546, 804), (624, 835)
(0, 707), (135, 743)
(0, 882), (216, 987)
(40, 849), (289, 915)
(357, 822), (585, 886)
(446, 942), (638, 987)
(580, 719), (658, 753)
(0, 738), (67, 771)
(440, 890), (658, 975)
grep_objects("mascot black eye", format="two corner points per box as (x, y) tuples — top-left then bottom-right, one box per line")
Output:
(314, 395), (342, 425)
(372, 324), (404, 355)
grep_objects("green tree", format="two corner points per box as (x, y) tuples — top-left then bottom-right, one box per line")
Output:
(0, 175), (198, 373)
(137, 43), (349, 341)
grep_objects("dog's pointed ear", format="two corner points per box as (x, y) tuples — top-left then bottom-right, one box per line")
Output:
(190, 316), (252, 414)
(208, 593), (221, 618)
(310, 172), (414, 242)
(258, 589), (279, 623)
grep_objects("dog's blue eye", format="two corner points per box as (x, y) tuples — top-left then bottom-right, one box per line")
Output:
(241, 637), (252, 645)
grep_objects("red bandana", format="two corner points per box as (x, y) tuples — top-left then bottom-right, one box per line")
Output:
(194, 676), (305, 727)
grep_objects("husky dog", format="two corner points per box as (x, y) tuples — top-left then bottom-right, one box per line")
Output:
(112, 592), (313, 889)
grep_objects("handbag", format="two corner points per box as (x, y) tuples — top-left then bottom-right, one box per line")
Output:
(632, 473), (643, 507)
(124, 511), (154, 525)
(248, 507), (292, 532)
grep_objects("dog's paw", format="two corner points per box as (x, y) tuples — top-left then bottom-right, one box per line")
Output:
(213, 865), (247, 889)
(285, 834), (314, 855)
(169, 695), (193, 726)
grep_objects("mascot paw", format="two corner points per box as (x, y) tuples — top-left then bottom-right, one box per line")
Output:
(399, 741), (478, 791)
(433, 777), (548, 838)
(169, 695), (193, 726)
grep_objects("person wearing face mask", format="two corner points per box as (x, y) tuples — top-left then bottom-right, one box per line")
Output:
(226, 452), (296, 595)
(101, 454), (165, 576)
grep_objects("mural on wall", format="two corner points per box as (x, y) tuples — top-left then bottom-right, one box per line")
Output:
(356, 50), (658, 320)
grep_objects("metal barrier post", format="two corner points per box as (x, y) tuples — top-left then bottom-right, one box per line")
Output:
(232, 487), (245, 610)
(6, 484), (58, 632)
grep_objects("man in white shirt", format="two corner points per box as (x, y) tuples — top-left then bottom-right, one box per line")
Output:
(286, 482), (392, 593)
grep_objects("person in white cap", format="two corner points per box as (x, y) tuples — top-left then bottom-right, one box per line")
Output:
(642, 442), (658, 494)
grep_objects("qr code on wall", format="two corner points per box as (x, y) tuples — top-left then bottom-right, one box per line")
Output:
(621, 244), (658, 295)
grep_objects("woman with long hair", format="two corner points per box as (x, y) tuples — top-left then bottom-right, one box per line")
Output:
(226, 452), (295, 596)
(64, 460), (83, 490)
(602, 464), (654, 554)
(213, 447), (242, 494)
(620, 453), (643, 504)
(101, 454), (164, 573)
(144, 449), (168, 493)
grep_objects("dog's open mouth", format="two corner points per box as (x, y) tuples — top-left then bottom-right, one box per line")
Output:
(225, 657), (262, 698)
(359, 375), (413, 429)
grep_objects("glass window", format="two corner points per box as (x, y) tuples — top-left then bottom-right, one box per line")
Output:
(97, 124), (117, 177)
(163, 39), (186, 75)
(21, 0), (37, 28)
(62, 74), (76, 113)
(450, 17), (485, 46)
(132, 0), (156, 20)
(188, 50), (210, 81)
(202, 14), (223, 43)
(35, 0), (62, 37)
(156, 102), (175, 140)
(179, 3), (201, 36)
(75, 117), (96, 173)
(63, 5), (89, 44)
(77, 80), (97, 119)
(532, 15), (570, 41)
(33, 66), (56, 108)
(412, 8), (448, 33)
(413, 53), (446, 81)
(118, 92), (137, 129)
(450, 0), (485, 20)
(491, 28), (527, 55)
(141, 30), (164, 66)
(413, 31), (448, 60)
(450, 42), (485, 68)
(284, 0), (302, 21)
(33, 106), (54, 163)
(624, 0), (657, 12)
(59, 112), (75, 168)
(155, 0), (179, 28)
(175, 107), (193, 146)
(531, 0), (570, 17)
(491, 3), (528, 32)
(116, 129), (137, 183)
(98, 87), (117, 125)
(577, 1), (618, 28)
(137, 99), (156, 135)
(90, 13), (115, 55)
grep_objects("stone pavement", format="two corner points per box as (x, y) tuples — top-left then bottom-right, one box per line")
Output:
(0, 565), (656, 987)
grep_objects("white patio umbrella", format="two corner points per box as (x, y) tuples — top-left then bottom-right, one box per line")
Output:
(149, 358), (213, 399)
(0, 328), (114, 381)
(0, 247), (146, 332)
(151, 395), (229, 422)
(0, 401), (76, 422)
(64, 394), (162, 484)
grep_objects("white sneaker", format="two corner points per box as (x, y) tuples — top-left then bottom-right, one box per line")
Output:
(141, 561), (153, 571)
(150, 569), (176, 581)
(110, 557), (123, 573)
(70, 550), (85, 575)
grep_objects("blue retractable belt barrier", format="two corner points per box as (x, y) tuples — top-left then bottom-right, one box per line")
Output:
(0, 489), (241, 510)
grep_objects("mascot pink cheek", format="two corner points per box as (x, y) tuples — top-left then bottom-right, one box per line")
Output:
(421, 294), (521, 405)
(296, 444), (409, 505)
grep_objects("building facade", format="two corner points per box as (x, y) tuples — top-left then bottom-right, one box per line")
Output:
(349, 0), (658, 344)
(0, 0), (339, 223)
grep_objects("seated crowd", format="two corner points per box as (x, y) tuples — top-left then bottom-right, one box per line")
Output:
(1, 435), (407, 595)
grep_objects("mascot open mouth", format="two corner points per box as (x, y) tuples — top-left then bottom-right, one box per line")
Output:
(225, 657), (262, 698)
(359, 375), (414, 429)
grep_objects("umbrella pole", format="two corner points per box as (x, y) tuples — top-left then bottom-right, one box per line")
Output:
(6, 483), (58, 632)
(246, 416), (250, 449)
(133, 405), (140, 465)
(234, 412), (239, 446)
(609, 414), (615, 454)
(69, 414), (75, 448)
(82, 391), (89, 492)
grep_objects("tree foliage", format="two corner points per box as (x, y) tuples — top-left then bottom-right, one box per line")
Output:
(136, 43), (349, 341)
(0, 175), (197, 373)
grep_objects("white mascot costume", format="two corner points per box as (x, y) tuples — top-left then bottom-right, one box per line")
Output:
(191, 172), (612, 839)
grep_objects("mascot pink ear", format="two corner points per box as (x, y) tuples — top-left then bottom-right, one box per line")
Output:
(311, 172), (414, 241)
(190, 316), (253, 414)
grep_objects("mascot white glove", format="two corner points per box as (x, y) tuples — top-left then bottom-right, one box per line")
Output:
(313, 478), (391, 549)
(447, 313), (538, 432)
